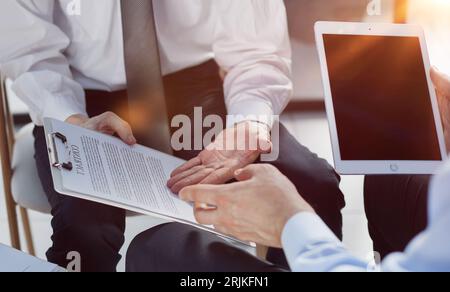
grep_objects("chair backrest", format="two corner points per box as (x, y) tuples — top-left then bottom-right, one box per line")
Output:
(0, 74), (15, 165)
(0, 74), (17, 200)
(0, 73), (22, 249)
(0, 73), (15, 194)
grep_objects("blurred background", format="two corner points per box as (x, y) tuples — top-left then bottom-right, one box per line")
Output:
(285, 0), (450, 105)
(2, 0), (450, 271)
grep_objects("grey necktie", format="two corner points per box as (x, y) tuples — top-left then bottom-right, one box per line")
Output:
(121, 0), (172, 154)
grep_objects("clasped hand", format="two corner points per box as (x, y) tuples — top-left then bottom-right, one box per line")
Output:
(167, 121), (272, 194)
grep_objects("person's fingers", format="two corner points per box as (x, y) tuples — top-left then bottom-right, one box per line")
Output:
(194, 202), (217, 211)
(170, 157), (202, 178)
(193, 209), (221, 225)
(100, 112), (136, 145)
(234, 164), (266, 182)
(170, 168), (215, 194)
(199, 167), (235, 185)
(258, 139), (273, 154)
(431, 67), (450, 97)
(179, 184), (226, 205)
(167, 165), (204, 188)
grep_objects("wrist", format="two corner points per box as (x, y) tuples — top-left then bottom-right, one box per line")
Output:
(237, 120), (271, 142)
(278, 200), (315, 239)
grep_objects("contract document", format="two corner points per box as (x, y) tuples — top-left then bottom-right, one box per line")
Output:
(43, 118), (247, 245)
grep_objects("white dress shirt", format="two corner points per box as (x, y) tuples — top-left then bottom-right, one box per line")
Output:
(282, 160), (450, 272)
(0, 0), (292, 127)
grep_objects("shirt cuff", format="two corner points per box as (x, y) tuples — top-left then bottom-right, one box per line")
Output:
(226, 99), (274, 129)
(281, 212), (341, 266)
(40, 96), (87, 125)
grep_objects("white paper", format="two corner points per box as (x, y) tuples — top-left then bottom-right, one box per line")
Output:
(45, 119), (253, 246)
(0, 244), (63, 272)
(48, 119), (198, 224)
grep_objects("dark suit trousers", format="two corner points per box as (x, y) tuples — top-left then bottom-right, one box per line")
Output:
(34, 60), (345, 272)
(364, 175), (429, 259)
(125, 60), (345, 272)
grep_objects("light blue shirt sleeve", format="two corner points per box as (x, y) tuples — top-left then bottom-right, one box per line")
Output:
(282, 212), (370, 272)
(281, 161), (450, 272)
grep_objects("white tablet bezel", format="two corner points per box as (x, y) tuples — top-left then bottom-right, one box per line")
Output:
(315, 21), (447, 175)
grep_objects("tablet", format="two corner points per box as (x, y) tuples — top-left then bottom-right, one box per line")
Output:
(315, 22), (447, 175)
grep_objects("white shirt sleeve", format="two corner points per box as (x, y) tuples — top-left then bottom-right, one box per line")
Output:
(0, 0), (87, 125)
(213, 0), (293, 128)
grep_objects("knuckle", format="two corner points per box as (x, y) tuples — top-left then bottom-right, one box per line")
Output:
(104, 111), (117, 120)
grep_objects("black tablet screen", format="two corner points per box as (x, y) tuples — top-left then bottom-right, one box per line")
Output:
(323, 34), (442, 161)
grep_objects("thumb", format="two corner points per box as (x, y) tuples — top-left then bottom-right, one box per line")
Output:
(105, 113), (136, 145)
(234, 165), (260, 182)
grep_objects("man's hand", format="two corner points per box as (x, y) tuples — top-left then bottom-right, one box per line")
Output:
(431, 67), (450, 151)
(168, 121), (272, 194)
(66, 112), (137, 145)
(179, 164), (314, 248)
